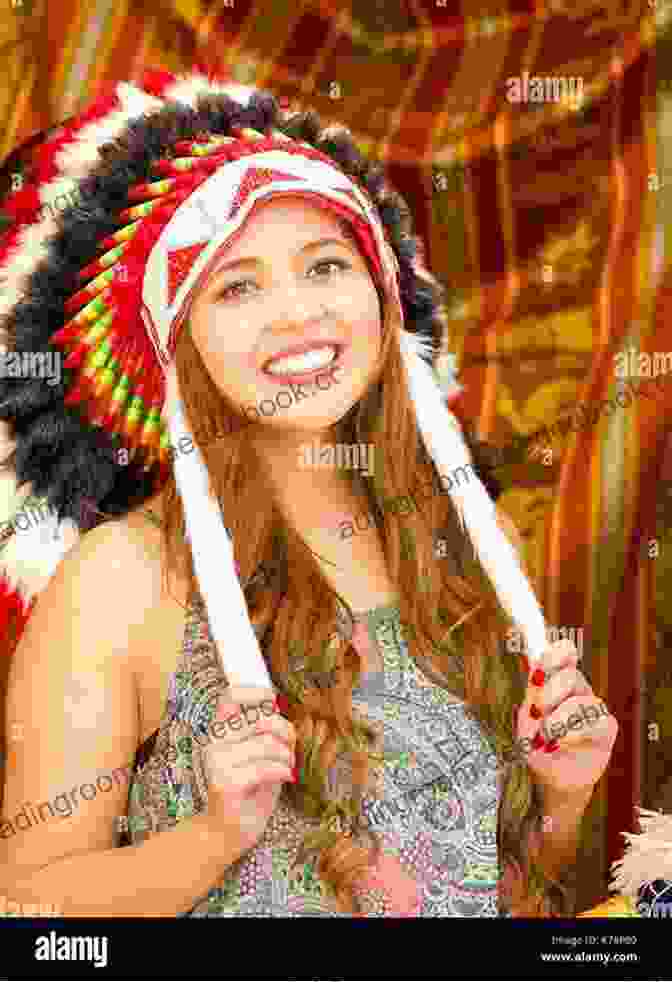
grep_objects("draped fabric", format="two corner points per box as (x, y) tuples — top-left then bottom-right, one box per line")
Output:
(0, 0), (665, 911)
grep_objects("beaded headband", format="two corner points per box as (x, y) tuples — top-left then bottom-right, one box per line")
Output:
(50, 126), (400, 484)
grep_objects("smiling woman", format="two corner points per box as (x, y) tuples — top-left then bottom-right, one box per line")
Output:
(0, 69), (598, 920)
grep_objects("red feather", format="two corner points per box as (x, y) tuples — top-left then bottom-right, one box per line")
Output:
(138, 68), (178, 98)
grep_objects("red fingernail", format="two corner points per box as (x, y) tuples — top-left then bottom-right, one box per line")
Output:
(290, 765), (299, 783)
(529, 704), (542, 720)
(544, 739), (560, 753)
(531, 668), (546, 687)
(275, 694), (290, 715)
(521, 656), (530, 674)
(532, 732), (545, 750)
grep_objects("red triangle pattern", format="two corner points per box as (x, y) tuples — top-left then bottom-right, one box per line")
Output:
(228, 168), (303, 221)
(166, 241), (209, 305)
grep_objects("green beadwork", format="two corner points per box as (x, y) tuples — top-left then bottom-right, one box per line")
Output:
(109, 373), (131, 406)
(83, 311), (113, 345)
(89, 295), (109, 318)
(89, 337), (113, 371)
(97, 365), (118, 390)
(106, 244), (126, 264)
(142, 407), (161, 431)
(124, 395), (145, 423)
(134, 200), (158, 217)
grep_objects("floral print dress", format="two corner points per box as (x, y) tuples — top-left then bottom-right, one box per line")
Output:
(120, 593), (506, 917)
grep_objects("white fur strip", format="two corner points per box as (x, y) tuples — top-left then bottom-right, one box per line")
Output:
(164, 362), (271, 689)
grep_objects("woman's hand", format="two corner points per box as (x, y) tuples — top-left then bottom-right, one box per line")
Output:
(203, 687), (297, 856)
(514, 640), (618, 807)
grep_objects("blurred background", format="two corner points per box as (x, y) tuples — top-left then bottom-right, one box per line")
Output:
(0, 0), (668, 911)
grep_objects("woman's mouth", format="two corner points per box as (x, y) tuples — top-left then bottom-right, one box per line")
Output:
(261, 343), (346, 384)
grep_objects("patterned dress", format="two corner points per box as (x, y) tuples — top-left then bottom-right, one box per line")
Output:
(119, 592), (507, 917)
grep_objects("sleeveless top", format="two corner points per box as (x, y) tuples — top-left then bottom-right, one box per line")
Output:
(118, 593), (507, 917)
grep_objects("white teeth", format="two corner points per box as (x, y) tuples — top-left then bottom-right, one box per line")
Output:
(265, 345), (337, 376)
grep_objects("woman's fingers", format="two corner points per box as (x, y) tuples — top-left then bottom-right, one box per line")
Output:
(525, 665), (593, 718)
(211, 688), (296, 752)
(517, 640), (584, 746)
(209, 734), (294, 780)
(215, 686), (278, 718)
(541, 695), (616, 749)
(526, 639), (579, 680)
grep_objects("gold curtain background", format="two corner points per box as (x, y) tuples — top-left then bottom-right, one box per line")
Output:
(0, 0), (667, 912)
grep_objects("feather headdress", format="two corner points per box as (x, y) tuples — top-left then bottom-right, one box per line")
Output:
(0, 68), (548, 688)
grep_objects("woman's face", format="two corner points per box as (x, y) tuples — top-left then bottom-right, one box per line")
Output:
(187, 196), (384, 443)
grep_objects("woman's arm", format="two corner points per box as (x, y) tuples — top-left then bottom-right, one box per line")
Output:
(0, 521), (242, 917)
(4, 811), (244, 918)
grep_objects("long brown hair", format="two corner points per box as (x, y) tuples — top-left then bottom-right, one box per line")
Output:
(158, 279), (573, 916)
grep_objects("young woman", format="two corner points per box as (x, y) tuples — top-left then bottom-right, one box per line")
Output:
(0, 70), (617, 918)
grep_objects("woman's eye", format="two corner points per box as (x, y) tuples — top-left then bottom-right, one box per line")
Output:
(309, 258), (351, 278)
(213, 259), (350, 301)
(214, 279), (256, 301)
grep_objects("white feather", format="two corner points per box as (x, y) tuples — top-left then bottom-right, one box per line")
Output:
(116, 82), (163, 119)
(0, 96), (162, 322)
(164, 76), (256, 109)
(0, 506), (79, 601)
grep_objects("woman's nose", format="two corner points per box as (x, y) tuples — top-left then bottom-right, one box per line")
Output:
(270, 282), (319, 324)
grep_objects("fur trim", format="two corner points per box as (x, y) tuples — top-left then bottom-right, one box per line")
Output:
(165, 363), (270, 687)
(610, 807), (672, 900)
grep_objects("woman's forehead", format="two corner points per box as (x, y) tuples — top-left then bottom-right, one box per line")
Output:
(206, 199), (362, 277)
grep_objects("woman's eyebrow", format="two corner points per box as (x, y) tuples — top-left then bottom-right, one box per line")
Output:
(210, 236), (355, 277)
